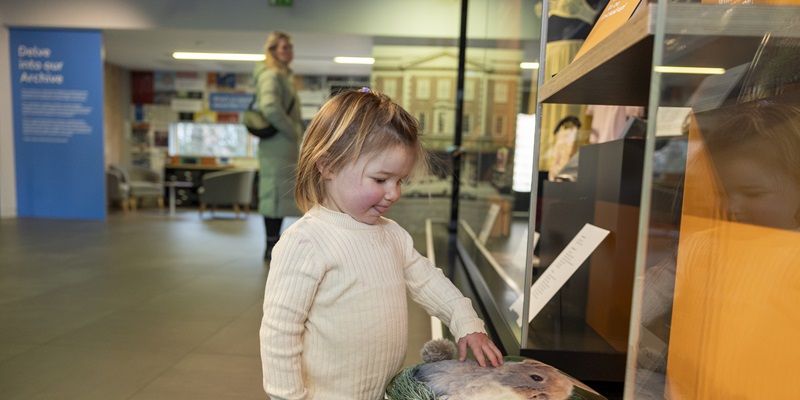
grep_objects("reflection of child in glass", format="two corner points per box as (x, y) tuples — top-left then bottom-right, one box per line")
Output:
(660, 102), (800, 398)
(701, 102), (800, 230)
(260, 89), (502, 399)
(636, 102), (800, 398)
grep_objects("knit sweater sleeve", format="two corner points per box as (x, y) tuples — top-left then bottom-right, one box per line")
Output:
(395, 225), (486, 340)
(260, 230), (325, 400)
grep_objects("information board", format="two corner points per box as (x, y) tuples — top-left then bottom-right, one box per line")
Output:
(11, 28), (105, 220)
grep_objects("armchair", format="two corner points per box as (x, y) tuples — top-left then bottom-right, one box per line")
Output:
(198, 169), (256, 219)
(109, 164), (164, 210)
(106, 168), (130, 211)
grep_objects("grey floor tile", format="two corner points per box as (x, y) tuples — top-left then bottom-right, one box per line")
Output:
(0, 344), (183, 400)
(47, 309), (234, 355)
(128, 275), (265, 319)
(0, 343), (35, 364)
(0, 303), (113, 345)
(128, 353), (263, 400)
(195, 302), (262, 357)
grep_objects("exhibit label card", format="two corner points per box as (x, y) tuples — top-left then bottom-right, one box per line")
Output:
(510, 223), (610, 325)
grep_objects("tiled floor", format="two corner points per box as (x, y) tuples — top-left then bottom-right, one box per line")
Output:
(0, 207), (437, 399)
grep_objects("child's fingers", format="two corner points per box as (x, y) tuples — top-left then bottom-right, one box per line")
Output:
(483, 345), (501, 367)
(492, 343), (504, 365)
(471, 341), (487, 367)
(458, 338), (468, 361)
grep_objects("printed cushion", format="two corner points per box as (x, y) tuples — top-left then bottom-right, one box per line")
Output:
(386, 344), (606, 400)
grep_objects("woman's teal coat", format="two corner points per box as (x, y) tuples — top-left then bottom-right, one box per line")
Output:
(252, 63), (304, 218)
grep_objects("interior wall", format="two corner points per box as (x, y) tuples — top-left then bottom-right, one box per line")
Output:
(103, 63), (127, 167)
(0, 26), (17, 217)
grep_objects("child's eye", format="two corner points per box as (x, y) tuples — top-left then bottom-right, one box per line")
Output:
(373, 178), (387, 184)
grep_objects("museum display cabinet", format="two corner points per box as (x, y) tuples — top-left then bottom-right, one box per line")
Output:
(452, 0), (800, 397)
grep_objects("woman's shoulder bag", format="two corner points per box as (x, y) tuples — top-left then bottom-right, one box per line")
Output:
(243, 95), (295, 139)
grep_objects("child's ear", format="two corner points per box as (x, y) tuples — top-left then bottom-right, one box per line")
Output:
(316, 160), (332, 179)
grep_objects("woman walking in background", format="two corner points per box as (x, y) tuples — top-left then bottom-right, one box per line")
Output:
(253, 31), (303, 260)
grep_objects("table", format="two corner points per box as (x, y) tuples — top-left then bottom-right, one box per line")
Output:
(164, 181), (194, 216)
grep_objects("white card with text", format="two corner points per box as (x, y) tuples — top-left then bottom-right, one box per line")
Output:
(510, 223), (610, 325)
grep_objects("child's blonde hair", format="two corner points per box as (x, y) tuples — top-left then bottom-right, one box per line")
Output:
(295, 89), (427, 212)
(699, 101), (800, 181)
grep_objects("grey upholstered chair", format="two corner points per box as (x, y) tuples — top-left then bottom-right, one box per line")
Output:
(109, 164), (164, 210)
(106, 168), (130, 211)
(198, 169), (256, 219)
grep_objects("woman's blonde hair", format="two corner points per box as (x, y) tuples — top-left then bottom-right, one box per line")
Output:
(263, 31), (291, 72)
(295, 89), (427, 212)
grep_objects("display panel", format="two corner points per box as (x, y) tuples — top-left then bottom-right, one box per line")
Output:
(167, 122), (253, 157)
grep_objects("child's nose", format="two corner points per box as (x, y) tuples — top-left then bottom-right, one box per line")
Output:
(726, 195), (745, 221)
(385, 184), (401, 201)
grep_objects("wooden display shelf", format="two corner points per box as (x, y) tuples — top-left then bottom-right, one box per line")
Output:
(539, 3), (800, 106)
(539, 3), (655, 106)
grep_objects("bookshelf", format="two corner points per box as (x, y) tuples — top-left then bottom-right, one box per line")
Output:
(539, 3), (800, 106)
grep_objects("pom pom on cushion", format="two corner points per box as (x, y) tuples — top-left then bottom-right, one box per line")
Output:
(421, 338), (457, 363)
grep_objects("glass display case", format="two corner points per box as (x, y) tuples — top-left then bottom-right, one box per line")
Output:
(526, 0), (800, 396)
(622, 3), (800, 399)
(453, 0), (800, 397)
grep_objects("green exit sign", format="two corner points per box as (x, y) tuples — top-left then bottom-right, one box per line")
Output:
(270, 0), (293, 6)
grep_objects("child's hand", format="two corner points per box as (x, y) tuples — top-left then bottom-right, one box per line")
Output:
(457, 332), (503, 367)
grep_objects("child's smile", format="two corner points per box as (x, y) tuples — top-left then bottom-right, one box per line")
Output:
(322, 145), (415, 225)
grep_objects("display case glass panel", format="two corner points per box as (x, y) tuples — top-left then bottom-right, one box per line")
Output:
(519, 0), (638, 384)
(627, 2), (800, 399)
(371, 43), (459, 241)
(456, 0), (541, 354)
(529, 0), (800, 390)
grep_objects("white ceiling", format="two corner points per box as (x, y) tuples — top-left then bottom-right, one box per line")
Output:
(2, 0), (541, 76)
(102, 29), (375, 75)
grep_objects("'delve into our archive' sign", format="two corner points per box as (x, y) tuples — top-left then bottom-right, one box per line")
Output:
(10, 28), (106, 220)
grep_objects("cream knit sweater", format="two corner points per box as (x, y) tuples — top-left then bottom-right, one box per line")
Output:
(260, 205), (486, 400)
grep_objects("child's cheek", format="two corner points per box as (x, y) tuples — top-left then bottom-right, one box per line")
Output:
(362, 186), (385, 206)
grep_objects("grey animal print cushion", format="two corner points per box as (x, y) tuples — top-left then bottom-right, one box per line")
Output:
(386, 340), (605, 400)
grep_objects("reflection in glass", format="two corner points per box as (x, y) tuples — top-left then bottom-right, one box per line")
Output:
(637, 102), (800, 398)
(455, 0), (542, 348)
(701, 104), (800, 231)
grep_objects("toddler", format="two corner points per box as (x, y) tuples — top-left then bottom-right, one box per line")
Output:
(260, 89), (502, 399)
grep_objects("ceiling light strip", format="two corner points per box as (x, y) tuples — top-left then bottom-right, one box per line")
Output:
(520, 62), (539, 70)
(172, 52), (264, 61)
(654, 66), (725, 75)
(333, 56), (375, 65)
